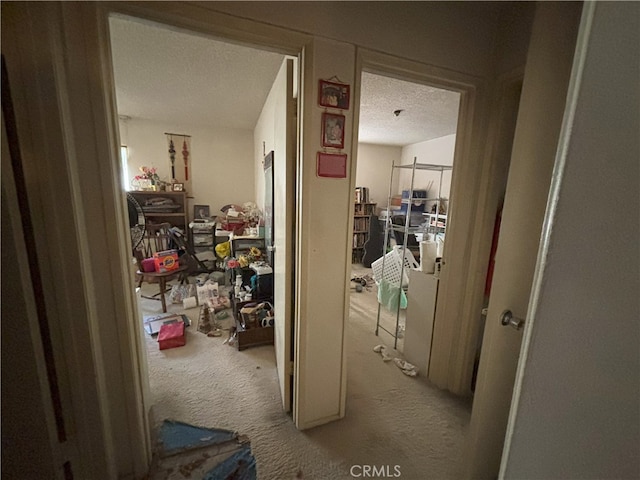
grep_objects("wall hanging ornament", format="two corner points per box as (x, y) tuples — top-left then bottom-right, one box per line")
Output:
(182, 138), (190, 181)
(168, 136), (176, 180)
(165, 133), (192, 192)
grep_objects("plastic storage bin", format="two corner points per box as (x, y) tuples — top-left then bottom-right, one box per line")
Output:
(372, 246), (419, 287)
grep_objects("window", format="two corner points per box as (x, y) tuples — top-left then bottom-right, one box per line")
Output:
(121, 145), (129, 190)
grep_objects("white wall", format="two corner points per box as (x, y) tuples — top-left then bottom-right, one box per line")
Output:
(355, 143), (400, 206)
(493, 3), (536, 75)
(503, 3), (639, 478)
(295, 37), (357, 428)
(121, 118), (255, 220)
(206, 2), (503, 79)
(397, 134), (456, 208)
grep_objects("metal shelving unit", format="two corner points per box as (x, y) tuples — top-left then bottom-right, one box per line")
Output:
(375, 157), (452, 348)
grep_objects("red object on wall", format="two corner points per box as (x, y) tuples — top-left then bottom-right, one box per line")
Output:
(485, 206), (503, 297)
(158, 321), (186, 350)
(317, 152), (347, 178)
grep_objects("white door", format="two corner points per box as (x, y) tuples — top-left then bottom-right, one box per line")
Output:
(464, 3), (583, 478)
(273, 58), (296, 412)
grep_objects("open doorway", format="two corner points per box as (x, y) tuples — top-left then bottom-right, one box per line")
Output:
(350, 71), (461, 374)
(108, 14), (297, 440)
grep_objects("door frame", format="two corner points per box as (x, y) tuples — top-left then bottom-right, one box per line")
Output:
(459, 67), (525, 391)
(94, 0), (308, 468)
(351, 48), (501, 396)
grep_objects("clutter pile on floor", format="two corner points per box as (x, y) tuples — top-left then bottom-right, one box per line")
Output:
(350, 274), (375, 292)
(373, 344), (418, 377)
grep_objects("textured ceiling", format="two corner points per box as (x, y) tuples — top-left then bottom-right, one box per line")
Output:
(109, 16), (285, 129)
(358, 72), (461, 146)
(110, 16), (460, 145)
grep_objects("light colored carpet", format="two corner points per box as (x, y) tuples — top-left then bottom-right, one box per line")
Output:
(138, 266), (471, 479)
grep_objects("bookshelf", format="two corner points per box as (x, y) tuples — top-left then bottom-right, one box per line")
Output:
(129, 190), (188, 232)
(352, 201), (376, 263)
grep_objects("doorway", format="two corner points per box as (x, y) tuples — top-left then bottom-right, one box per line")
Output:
(351, 70), (461, 373)
(108, 13), (298, 435)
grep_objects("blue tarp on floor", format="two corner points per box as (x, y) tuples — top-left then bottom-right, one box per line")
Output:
(203, 445), (257, 480)
(159, 420), (238, 456)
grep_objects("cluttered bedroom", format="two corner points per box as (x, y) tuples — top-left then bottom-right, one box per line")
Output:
(110, 12), (470, 477)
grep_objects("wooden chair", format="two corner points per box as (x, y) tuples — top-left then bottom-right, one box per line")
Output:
(134, 223), (189, 312)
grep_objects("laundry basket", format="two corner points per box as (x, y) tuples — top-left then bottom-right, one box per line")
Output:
(372, 246), (419, 287)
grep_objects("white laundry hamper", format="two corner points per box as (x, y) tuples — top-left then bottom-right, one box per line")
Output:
(371, 246), (419, 287)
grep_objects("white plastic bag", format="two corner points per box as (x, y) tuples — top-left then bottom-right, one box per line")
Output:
(196, 281), (219, 307)
(170, 284), (196, 304)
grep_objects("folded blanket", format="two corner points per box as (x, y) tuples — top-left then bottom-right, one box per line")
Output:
(377, 278), (407, 311)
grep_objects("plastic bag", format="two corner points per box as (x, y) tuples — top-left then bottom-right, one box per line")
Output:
(169, 284), (196, 304)
(196, 281), (219, 307)
(215, 241), (231, 259)
(377, 279), (408, 311)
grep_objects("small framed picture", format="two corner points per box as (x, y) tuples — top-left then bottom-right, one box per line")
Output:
(321, 112), (346, 149)
(317, 152), (347, 178)
(318, 79), (350, 109)
(194, 204), (210, 220)
(172, 182), (184, 192)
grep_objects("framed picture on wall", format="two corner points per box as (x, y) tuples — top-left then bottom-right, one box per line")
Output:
(318, 79), (350, 109)
(321, 112), (346, 149)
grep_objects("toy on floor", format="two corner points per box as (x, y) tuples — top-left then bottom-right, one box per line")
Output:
(350, 274), (374, 292)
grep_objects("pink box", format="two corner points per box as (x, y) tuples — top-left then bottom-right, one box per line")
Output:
(141, 258), (156, 272)
(158, 321), (186, 350)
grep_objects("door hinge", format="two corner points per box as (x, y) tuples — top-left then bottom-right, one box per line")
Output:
(288, 361), (294, 376)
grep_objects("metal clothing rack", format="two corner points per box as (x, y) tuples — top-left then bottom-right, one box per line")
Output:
(375, 157), (452, 348)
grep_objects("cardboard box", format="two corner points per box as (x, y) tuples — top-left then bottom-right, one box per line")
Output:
(158, 321), (186, 350)
(153, 249), (179, 272)
(236, 326), (274, 351)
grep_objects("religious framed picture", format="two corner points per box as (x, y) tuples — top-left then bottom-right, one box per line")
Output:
(317, 152), (347, 178)
(318, 79), (350, 109)
(172, 182), (184, 192)
(321, 112), (346, 149)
